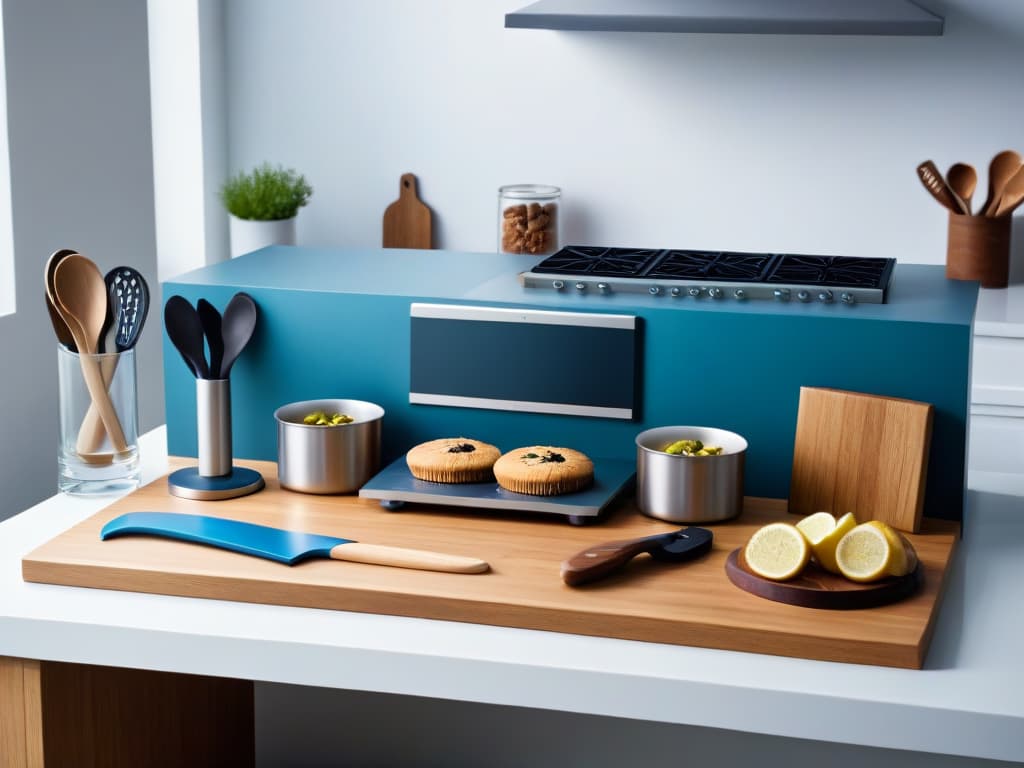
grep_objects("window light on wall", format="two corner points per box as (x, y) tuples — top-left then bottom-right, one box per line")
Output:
(0, 5), (14, 318)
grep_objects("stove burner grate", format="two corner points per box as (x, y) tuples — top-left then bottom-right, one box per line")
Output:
(531, 246), (661, 277)
(646, 250), (778, 281)
(765, 256), (895, 288)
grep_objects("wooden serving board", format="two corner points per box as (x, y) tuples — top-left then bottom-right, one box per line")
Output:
(789, 387), (934, 533)
(22, 459), (960, 669)
(724, 550), (921, 610)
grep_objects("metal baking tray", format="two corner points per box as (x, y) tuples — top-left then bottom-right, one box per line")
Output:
(358, 456), (636, 525)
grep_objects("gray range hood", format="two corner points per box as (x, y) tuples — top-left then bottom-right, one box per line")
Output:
(505, 0), (944, 35)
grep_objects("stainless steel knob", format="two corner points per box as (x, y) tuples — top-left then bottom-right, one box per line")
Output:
(688, 287), (702, 297)
(649, 285), (661, 295)
(734, 289), (746, 300)
(774, 288), (791, 301)
(797, 290), (811, 302)
(707, 287), (723, 298)
(575, 282), (587, 292)
(818, 290), (833, 303)
(840, 292), (855, 305)
(552, 280), (564, 290)
(597, 282), (610, 294)
(670, 287), (681, 297)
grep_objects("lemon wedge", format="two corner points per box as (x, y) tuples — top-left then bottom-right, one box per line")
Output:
(795, 511), (836, 545)
(835, 523), (894, 582)
(744, 523), (810, 581)
(810, 512), (857, 574)
(865, 521), (918, 577)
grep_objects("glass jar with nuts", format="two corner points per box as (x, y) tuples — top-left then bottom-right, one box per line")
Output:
(498, 184), (560, 256)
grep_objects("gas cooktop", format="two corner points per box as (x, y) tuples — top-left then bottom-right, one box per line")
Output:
(519, 246), (896, 304)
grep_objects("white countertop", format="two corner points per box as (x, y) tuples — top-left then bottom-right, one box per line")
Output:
(1, 428), (1023, 763)
(976, 284), (1024, 338)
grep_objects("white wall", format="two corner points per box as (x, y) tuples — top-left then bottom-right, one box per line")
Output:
(0, 0), (160, 517)
(223, 0), (1024, 265)
(221, 2), (1024, 765)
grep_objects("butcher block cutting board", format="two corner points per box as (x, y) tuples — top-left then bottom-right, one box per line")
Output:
(22, 459), (960, 669)
(789, 387), (934, 533)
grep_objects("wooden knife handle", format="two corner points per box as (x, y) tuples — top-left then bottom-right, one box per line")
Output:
(561, 534), (670, 587)
(330, 542), (489, 574)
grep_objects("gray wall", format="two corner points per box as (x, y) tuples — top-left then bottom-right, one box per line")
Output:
(223, 0), (1024, 266)
(256, 685), (1021, 768)
(0, 0), (161, 517)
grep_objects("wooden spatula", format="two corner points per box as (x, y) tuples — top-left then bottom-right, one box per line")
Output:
(917, 161), (969, 214)
(383, 173), (433, 249)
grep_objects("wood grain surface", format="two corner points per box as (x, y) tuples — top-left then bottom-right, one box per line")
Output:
(1, 655), (252, 767)
(382, 173), (432, 249)
(0, 657), (43, 768)
(789, 387), (934, 532)
(22, 459), (960, 669)
(725, 549), (921, 610)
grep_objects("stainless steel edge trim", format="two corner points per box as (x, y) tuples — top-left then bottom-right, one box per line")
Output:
(518, 272), (885, 303)
(167, 476), (265, 501)
(357, 487), (602, 516)
(410, 302), (636, 328)
(408, 392), (633, 420)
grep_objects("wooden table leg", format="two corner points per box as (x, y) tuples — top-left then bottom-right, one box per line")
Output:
(0, 656), (253, 767)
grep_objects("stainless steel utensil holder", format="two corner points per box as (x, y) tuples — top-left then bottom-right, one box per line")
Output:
(197, 378), (232, 477)
(167, 376), (263, 501)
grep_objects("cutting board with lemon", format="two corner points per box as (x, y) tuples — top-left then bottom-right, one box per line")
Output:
(23, 460), (959, 669)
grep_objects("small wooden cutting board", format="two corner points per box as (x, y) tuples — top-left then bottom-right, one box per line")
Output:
(382, 173), (433, 249)
(789, 387), (934, 533)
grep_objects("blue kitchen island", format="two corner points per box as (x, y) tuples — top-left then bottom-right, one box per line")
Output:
(164, 246), (978, 522)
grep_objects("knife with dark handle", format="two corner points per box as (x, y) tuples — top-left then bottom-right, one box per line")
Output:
(561, 527), (712, 587)
(101, 512), (489, 574)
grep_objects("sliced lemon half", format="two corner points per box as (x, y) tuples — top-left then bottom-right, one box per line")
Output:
(810, 512), (857, 574)
(795, 511), (836, 545)
(865, 521), (918, 577)
(835, 523), (894, 583)
(744, 523), (810, 581)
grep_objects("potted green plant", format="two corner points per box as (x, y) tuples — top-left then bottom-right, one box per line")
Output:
(221, 163), (313, 258)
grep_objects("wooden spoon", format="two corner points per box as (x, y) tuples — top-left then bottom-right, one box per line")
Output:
(52, 255), (129, 453)
(982, 150), (1023, 217)
(992, 166), (1024, 217)
(946, 163), (977, 216)
(44, 249), (78, 350)
(917, 161), (969, 215)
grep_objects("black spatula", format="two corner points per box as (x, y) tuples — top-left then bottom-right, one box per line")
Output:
(164, 295), (209, 379)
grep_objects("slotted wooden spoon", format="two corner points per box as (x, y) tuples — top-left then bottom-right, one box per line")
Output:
(917, 160), (969, 215)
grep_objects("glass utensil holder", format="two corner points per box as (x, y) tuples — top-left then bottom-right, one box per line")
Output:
(57, 345), (140, 495)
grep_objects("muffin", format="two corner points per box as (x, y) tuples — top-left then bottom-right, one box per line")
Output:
(406, 438), (500, 483)
(493, 446), (594, 496)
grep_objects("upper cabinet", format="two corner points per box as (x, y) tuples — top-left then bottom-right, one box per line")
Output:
(504, 0), (944, 36)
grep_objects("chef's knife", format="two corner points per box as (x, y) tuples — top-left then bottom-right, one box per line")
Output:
(561, 527), (712, 586)
(101, 512), (489, 574)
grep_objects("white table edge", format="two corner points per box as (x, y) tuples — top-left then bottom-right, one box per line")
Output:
(1, 427), (1022, 763)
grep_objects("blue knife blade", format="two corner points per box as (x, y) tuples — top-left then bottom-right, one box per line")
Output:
(100, 512), (490, 574)
(101, 512), (351, 565)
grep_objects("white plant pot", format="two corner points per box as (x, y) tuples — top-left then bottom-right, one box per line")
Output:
(228, 214), (296, 258)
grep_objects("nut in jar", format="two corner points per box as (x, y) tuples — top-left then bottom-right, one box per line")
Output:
(498, 184), (560, 256)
